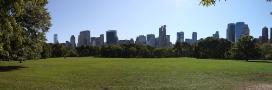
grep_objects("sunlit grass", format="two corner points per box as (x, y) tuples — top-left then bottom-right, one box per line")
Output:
(0, 57), (272, 90)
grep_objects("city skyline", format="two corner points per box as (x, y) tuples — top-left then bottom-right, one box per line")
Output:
(54, 23), (272, 47)
(46, 0), (272, 43)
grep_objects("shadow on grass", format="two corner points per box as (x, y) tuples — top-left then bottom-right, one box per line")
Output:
(247, 60), (272, 63)
(0, 66), (27, 72)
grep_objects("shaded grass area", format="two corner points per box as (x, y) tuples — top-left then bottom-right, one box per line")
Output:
(0, 57), (272, 90)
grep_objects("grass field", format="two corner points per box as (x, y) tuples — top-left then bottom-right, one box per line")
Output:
(0, 57), (272, 90)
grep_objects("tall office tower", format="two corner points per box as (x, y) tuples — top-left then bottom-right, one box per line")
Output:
(70, 35), (76, 47)
(90, 37), (97, 46)
(177, 31), (184, 43)
(270, 28), (272, 43)
(185, 39), (193, 45)
(135, 35), (147, 45)
(53, 34), (59, 44)
(166, 35), (170, 46)
(129, 38), (135, 44)
(65, 41), (70, 47)
(262, 26), (269, 43)
(235, 22), (250, 42)
(159, 25), (167, 48)
(78, 30), (91, 47)
(155, 37), (159, 48)
(99, 34), (104, 46)
(192, 32), (197, 44)
(147, 34), (156, 47)
(213, 31), (219, 38)
(226, 23), (236, 42)
(106, 30), (118, 45)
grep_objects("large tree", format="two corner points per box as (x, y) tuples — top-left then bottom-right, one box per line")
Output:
(197, 37), (232, 59)
(230, 36), (260, 61)
(0, 0), (51, 61)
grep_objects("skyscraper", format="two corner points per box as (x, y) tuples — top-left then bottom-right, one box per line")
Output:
(147, 34), (156, 47)
(159, 25), (167, 48)
(270, 28), (272, 43)
(177, 31), (184, 43)
(70, 35), (76, 47)
(106, 30), (118, 45)
(136, 35), (147, 45)
(213, 31), (219, 39)
(78, 30), (91, 47)
(99, 34), (104, 46)
(226, 23), (235, 42)
(166, 35), (171, 47)
(235, 22), (250, 42)
(192, 32), (197, 44)
(262, 26), (269, 43)
(53, 34), (59, 44)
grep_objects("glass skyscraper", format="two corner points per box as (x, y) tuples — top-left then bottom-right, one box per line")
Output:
(235, 22), (249, 42)
(106, 30), (118, 45)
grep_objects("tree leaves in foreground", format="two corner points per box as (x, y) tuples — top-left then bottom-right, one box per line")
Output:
(200, 0), (271, 6)
(0, 0), (51, 61)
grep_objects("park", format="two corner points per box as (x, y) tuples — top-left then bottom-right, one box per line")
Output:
(1, 57), (272, 90)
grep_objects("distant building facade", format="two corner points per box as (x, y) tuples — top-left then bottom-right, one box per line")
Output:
(70, 35), (76, 47)
(118, 40), (131, 45)
(262, 26), (269, 43)
(271, 28), (272, 43)
(78, 30), (91, 47)
(106, 30), (118, 45)
(235, 22), (250, 42)
(226, 23), (235, 42)
(185, 39), (193, 45)
(177, 31), (184, 43)
(147, 34), (156, 47)
(136, 35), (147, 45)
(54, 34), (59, 44)
(192, 32), (197, 44)
(159, 25), (167, 48)
(213, 31), (219, 38)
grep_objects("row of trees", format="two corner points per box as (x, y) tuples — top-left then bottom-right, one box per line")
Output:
(39, 35), (272, 61)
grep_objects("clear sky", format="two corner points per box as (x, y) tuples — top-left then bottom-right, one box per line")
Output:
(46, 0), (272, 43)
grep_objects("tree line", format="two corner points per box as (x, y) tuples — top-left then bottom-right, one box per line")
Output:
(37, 35), (272, 61)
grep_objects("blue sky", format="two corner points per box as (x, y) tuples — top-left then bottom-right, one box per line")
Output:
(46, 0), (272, 43)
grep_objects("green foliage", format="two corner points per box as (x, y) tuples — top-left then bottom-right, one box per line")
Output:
(230, 36), (261, 60)
(258, 43), (272, 59)
(0, 0), (51, 61)
(200, 0), (270, 6)
(197, 37), (232, 59)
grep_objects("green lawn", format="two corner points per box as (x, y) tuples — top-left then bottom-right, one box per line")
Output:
(0, 57), (272, 90)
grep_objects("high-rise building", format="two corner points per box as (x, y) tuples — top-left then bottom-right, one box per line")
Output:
(185, 39), (193, 45)
(147, 34), (156, 47)
(192, 32), (197, 44)
(270, 28), (272, 43)
(159, 25), (167, 48)
(70, 35), (76, 47)
(226, 23), (235, 42)
(53, 34), (59, 44)
(155, 38), (159, 48)
(130, 38), (135, 44)
(177, 31), (184, 43)
(106, 30), (118, 45)
(78, 30), (91, 47)
(99, 34), (104, 46)
(262, 26), (269, 43)
(136, 35), (147, 45)
(235, 22), (250, 42)
(118, 40), (131, 45)
(213, 31), (219, 39)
